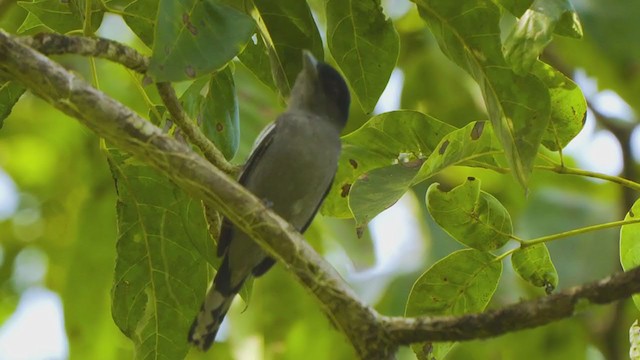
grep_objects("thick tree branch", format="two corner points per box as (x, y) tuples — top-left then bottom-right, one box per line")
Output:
(3, 30), (640, 359)
(385, 264), (640, 344)
(0, 29), (394, 359)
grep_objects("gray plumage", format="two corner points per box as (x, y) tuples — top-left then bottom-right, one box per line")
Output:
(188, 51), (350, 351)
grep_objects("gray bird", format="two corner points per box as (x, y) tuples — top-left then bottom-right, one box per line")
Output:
(188, 51), (350, 350)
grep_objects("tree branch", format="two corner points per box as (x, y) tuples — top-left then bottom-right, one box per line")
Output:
(385, 264), (640, 344)
(3, 29), (640, 359)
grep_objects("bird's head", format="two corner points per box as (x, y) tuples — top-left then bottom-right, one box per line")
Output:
(288, 51), (350, 131)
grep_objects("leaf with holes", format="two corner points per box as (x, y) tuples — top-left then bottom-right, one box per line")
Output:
(108, 149), (217, 359)
(414, 0), (551, 187)
(406, 249), (502, 359)
(326, 0), (399, 113)
(512, 243), (558, 293)
(149, 0), (254, 81)
(427, 177), (513, 251)
(322, 110), (456, 218)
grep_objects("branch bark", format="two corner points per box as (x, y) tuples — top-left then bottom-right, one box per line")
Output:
(2, 31), (640, 359)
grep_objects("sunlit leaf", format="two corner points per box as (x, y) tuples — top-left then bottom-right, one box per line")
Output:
(406, 249), (502, 359)
(620, 199), (640, 310)
(149, 0), (254, 81)
(181, 66), (239, 160)
(413, 0), (551, 187)
(504, 0), (583, 74)
(530, 61), (586, 150)
(427, 177), (513, 251)
(511, 243), (558, 293)
(108, 149), (216, 359)
(326, 0), (399, 113)
(253, 0), (324, 96)
(497, 0), (583, 39)
(0, 81), (26, 129)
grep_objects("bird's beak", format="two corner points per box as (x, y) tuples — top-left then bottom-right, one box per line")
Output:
(302, 50), (319, 79)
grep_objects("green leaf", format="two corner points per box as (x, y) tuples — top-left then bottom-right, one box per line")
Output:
(406, 249), (502, 359)
(511, 243), (558, 293)
(349, 163), (420, 234)
(620, 199), (640, 310)
(238, 34), (278, 92)
(181, 67), (239, 160)
(108, 149), (216, 359)
(16, 11), (49, 33)
(322, 110), (456, 218)
(415, 121), (501, 182)
(426, 177), (513, 251)
(0, 81), (26, 129)
(497, 0), (582, 39)
(148, 0), (254, 81)
(414, 0), (551, 187)
(504, 0), (582, 74)
(122, 0), (157, 46)
(326, 0), (399, 113)
(253, 0), (324, 97)
(532, 61), (586, 151)
(343, 121), (501, 228)
(69, 0), (105, 33)
(18, 0), (103, 34)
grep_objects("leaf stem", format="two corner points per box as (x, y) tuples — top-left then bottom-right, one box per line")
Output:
(535, 165), (640, 191)
(525, 217), (640, 247)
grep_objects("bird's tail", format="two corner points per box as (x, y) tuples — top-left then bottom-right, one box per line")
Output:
(188, 257), (244, 351)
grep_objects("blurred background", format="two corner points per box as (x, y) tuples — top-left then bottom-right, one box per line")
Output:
(1, 0), (639, 359)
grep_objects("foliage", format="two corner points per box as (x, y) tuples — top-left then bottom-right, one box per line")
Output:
(1, 0), (640, 359)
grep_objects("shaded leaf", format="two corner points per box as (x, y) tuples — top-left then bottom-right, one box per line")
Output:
(414, 0), (551, 186)
(326, 0), (399, 113)
(620, 199), (640, 310)
(253, 0), (324, 96)
(322, 110), (456, 218)
(108, 149), (216, 360)
(531, 61), (586, 151)
(349, 163), (420, 232)
(406, 249), (502, 359)
(238, 34), (278, 92)
(69, 0), (105, 33)
(504, 0), (583, 74)
(511, 243), (558, 293)
(149, 0), (254, 81)
(426, 177), (513, 251)
(0, 81), (26, 129)
(122, 0), (157, 46)
(18, 0), (103, 34)
(181, 67), (240, 160)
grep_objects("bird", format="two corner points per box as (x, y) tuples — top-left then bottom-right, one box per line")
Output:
(188, 51), (350, 351)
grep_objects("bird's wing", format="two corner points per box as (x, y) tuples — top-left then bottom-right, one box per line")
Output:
(217, 122), (278, 258)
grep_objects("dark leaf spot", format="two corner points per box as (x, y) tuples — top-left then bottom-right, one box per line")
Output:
(402, 159), (424, 168)
(467, 176), (476, 181)
(471, 121), (485, 140)
(349, 159), (358, 169)
(630, 210), (635, 218)
(439, 140), (450, 154)
(356, 225), (365, 238)
(340, 183), (351, 198)
(185, 65), (196, 78)
(216, 122), (224, 132)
